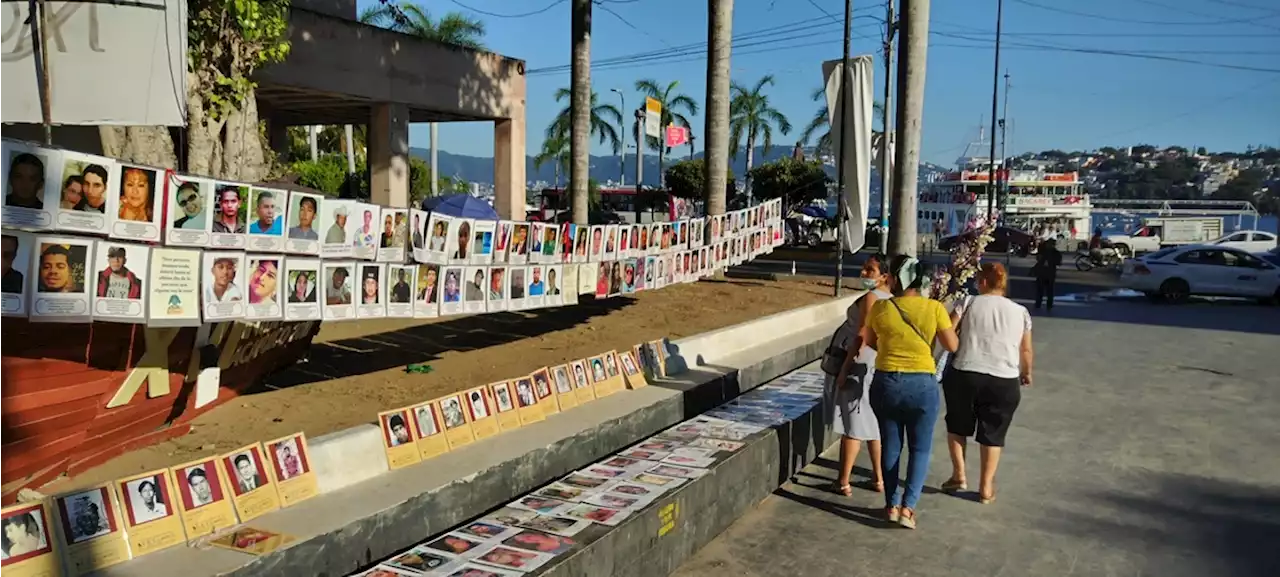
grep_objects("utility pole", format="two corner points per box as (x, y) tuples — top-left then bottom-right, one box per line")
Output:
(635, 108), (645, 223)
(997, 69), (1010, 221)
(703, 0), (733, 217)
(430, 124), (440, 197)
(834, 0), (853, 296)
(889, 0), (930, 257)
(612, 88), (627, 186)
(879, 0), (896, 255)
(985, 0), (1004, 220)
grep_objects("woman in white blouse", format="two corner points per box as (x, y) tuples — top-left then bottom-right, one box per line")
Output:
(940, 263), (1034, 504)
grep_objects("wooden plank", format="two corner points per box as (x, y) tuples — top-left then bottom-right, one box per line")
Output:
(67, 417), (186, 477)
(1, 377), (116, 414)
(2, 404), (98, 444)
(0, 430), (86, 479)
(0, 457), (68, 506)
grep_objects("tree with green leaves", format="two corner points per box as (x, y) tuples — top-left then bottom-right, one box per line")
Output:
(634, 79), (699, 187)
(729, 75), (791, 197)
(534, 132), (571, 189)
(799, 86), (884, 156)
(665, 159), (733, 201)
(359, 2), (486, 48)
(548, 88), (624, 155)
(748, 158), (830, 211)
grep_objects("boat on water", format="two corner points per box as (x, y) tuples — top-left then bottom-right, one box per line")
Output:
(919, 153), (1090, 241)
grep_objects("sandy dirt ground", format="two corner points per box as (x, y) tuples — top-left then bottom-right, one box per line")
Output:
(44, 278), (835, 493)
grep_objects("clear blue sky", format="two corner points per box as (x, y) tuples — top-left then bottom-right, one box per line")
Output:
(356, 0), (1280, 166)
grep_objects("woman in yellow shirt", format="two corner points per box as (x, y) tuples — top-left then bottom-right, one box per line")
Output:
(863, 255), (959, 529)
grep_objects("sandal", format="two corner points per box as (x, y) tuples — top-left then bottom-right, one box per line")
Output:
(979, 491), (996, 505)
(941, 478), (968, 493)
(898, 508), (917, 530)
(872, 480), (885, 493)
(832, 483), (853, 497)
(885, 506), (901, 522)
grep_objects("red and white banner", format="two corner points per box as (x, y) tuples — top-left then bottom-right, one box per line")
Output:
(665, 125), (689, 148)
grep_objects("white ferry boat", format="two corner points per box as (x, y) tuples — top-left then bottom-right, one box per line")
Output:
(919, 154), (1090, 241)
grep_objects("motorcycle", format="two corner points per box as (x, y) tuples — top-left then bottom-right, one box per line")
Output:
(1074, 247), (1124, 271)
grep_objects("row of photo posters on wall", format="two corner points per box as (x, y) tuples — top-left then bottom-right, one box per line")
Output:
(375, 344), (662, 473)
(0, 228), (775, 324)
(3, 137), (783, 264)
(0, 432), (317, 576)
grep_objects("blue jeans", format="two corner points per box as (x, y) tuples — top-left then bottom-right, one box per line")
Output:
(870, 371), (941, 509)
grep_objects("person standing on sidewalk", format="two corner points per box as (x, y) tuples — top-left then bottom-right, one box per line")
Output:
(824, 256), (891, 496)
(940, 263), (1034, 505)
(1032, 240), (1061, 312)
(861, 255), (959, 529)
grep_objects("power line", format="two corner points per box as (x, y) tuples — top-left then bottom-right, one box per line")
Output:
(527, 12), (881, 75)
(932, 30), (1280, 74)
(1126, 0), (1280, 33)
(1205, 0), (1280, 14)
(446, 0), (566, 18)
(594, 1), (676, 49)
(940, 30), (1280, 38)
(1010, 0), (1275, 26)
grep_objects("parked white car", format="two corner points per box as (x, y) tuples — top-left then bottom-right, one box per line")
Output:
(1120, 244), (1280, 304)
(1206, 230), (1278, 254)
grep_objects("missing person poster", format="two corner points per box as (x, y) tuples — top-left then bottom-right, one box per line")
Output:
(55, 150), (117, 236)
(109, 164), (164, 243)
(146, 247), (202, 327)
(1, 139), (60, 229)
(246, 187), (288, 253)
(2, 230), (33, 317)
(283, 258), (322, 321)
(92, 241), (150, 323)
(29, 236), (96, 323)
(285, 191), (323, 255)
(165, 173), (213, 247)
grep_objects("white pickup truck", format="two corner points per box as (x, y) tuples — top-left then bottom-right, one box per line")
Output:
(1104, 217), (1224, 255)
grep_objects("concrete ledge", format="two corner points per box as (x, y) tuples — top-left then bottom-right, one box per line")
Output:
(103, 299), (851, 577)
(541, 365), (833, 577)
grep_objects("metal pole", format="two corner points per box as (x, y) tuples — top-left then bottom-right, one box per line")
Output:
(878, 0), (895, 255)
(889, 0), (929, 257)
(998, 69), (1010, 222)
(430, 124), (440, 196)
(985, 0), (1004, 219)
(834, 0), (852, 296)
(612, 88), (626, 186)
(635, 109), (645, 221)
(29, 0), (52, 145)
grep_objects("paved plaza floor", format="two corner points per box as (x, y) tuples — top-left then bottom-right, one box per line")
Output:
(673, 299), (1280, 577)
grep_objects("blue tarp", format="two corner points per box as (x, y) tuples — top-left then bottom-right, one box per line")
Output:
(421, 194), (499, 220)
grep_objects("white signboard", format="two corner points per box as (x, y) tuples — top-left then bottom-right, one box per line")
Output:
(1, 0), (188, 126)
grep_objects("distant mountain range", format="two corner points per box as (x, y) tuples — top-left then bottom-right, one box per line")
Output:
(410, 146), (947, 191)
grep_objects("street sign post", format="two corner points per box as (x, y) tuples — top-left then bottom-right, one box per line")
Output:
(645, 97), (662, 140)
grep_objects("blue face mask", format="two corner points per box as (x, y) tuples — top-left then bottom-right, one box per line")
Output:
(855, 277), (878, 291)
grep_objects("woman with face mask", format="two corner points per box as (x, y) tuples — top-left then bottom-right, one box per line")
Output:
(859, 255), (959, 529)
(826, 255), (892, 497)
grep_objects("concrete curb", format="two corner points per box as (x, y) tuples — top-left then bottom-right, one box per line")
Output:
(541, 366), (832, 577)
(104, 296), (857, 577)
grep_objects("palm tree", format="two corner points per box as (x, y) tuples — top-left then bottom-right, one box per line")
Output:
(729, 74), (792, 197)
(799, 85), (885, 156)
(359, 2), (486, 197)
(634, 80), (699, 188)
(359, 2), (486, 48)
(548, 88), (623, 156)
(534, 132), (571, 190)
(704, 0), (733, 217)
(569, 0), (592, 224)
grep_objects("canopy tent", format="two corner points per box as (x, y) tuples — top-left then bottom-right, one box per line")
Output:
(421, 194), (499, 220)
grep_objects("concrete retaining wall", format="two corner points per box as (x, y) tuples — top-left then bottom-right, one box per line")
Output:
(103, 295), (857, 577)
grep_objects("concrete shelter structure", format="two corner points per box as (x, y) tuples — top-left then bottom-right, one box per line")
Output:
(2, 0), (528, 218)
(262, 3), (527, 217)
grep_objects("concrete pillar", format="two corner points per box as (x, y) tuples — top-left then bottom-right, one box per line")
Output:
(493, 117), (526, 220)
(267, 119), (290, 162)
(369, 103), (410, 208)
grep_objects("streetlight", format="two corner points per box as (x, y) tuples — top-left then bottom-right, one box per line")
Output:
(610, 88), (626, 186)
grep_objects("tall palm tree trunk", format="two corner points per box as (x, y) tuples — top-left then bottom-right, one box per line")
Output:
(704, 0), (733, 217)
(344, 125), (356, 174)
(744, 131), (756, 202)
(430, 123), (440, 196)
(570, 0), (593, 225)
